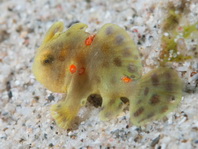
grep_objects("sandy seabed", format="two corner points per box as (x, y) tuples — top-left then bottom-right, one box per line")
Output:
(0, 0), (198, 148)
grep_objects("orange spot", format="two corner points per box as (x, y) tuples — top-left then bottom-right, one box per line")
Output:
(56, 4), (63, 10)
(191, 71), (198, 77)
(85, 35), (95, 46)
(58, 50), (67, 61)
(78, 67), (85, 75)
(122, 77), (132, 83)
(70, 64), (77, 74)
(178, 26), (183, 31)
(133, 29), (138, 33)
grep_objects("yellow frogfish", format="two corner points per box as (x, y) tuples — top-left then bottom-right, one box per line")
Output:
(32, 22), (183, 129)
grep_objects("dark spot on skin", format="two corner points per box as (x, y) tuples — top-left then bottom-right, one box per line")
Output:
(144, 87), (149, 96)
(57, 104), (61, 108)
(150, 94), (160, 105)
(81, 100), (86, 105)
(151, 73), (159, 86)
(160, 106), (168, 113)
(166, 83), (172, 91)
(62, 117), (67, 122)
(137, 99), (142, 104)
(102, 61), (109, 68)
(168, 95), (175, 103)
(124, 47), (130, 51)
(128, 63), (136, 73)
(130, 74), (136, 79)
(165, 71), (172, 79)
(58, 56), (65, 61)
(58, 50), (67, 61)
(113, 57), (122, 67)
(115, 35), (124, 45)
(106, 26), (113, 35)
(147, 113), (155, 119)
(164, 72), (174, 90)
(134, 107), (144, 117)
(120, 97), (129, 104)
(104, 113), (110, 118)
(133, 55), (139, 60)
(110, 76), (117, 84)
(109, 99), (116, 105)
(59, 114), (64, 119)
(122, 47), (132, 57)
(138, 112), (155, 123)
(80, 26), (85, 30)
(122, 48), (132, 57)
(66, 32), (71, 36)
(42, 55), (54, 65)
(122, 50), (132, 57)
(87, 94), (102, 107)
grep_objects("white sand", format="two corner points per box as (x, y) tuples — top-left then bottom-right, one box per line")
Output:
(0, 0), (198, 148)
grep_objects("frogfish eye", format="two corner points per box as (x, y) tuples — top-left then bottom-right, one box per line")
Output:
(41, 54), (55, 65)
